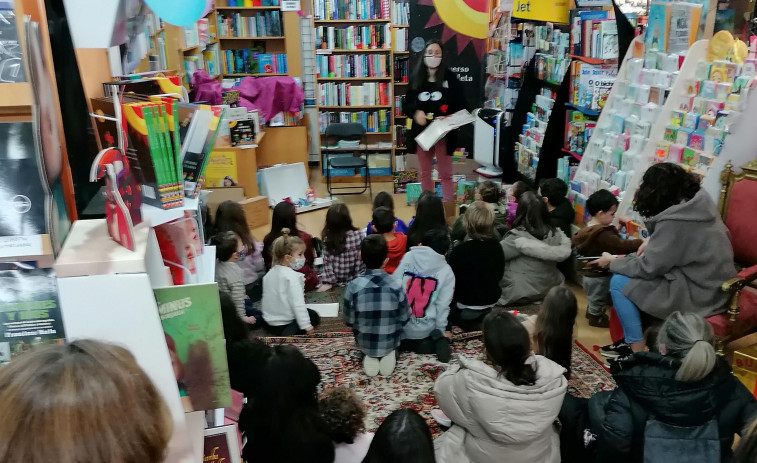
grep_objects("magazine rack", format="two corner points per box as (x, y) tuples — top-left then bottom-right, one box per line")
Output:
(54, 219), (199, 462)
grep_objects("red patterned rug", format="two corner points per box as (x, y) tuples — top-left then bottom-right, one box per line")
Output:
(262, 333), (615, 435)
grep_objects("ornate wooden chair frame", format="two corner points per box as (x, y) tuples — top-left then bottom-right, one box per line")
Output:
(715, 159), (757, 352)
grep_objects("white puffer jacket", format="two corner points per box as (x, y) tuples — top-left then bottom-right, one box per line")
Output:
(434, 354), (568, 463)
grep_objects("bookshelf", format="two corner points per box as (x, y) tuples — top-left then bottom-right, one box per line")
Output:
(391, 0), (410, 181)
(312, 0), (397, 183)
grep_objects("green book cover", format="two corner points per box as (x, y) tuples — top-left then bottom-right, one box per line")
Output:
(152, 104), (175, 202)
(154, 104), (180, 201)
(154, 283), (231, 411)
(141, 105), (167, 203)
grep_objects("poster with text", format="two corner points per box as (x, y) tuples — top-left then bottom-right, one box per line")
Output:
(154, 283), (231, 411)
(0, 268), (65, 365)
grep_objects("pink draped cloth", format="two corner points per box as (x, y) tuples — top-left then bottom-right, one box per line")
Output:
(236, 76), (304, 120)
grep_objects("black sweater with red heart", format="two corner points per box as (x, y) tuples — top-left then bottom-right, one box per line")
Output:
(402, 69), (467, 154)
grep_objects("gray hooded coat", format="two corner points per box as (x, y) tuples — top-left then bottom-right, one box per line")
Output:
(609, 188), (737, 319)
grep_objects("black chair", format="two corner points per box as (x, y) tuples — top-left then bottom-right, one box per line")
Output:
(322, 123), (372, 197)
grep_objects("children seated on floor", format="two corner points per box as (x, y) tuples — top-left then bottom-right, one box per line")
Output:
(262, 229), (321, 336)
(263, 201), (319, 291)
(396, 229), (455, 363)
(505, 180), (533, 229)
(362, 409), (436, 463)
(319, 387), (374, 463)
(499, 191), (572, 306)
(343, 235), (410, 377)
(406, 191), (448, 249)
(212, 200), (266, 301)
(532, 286), (578, 378)
(433, 309), (567, 463)
(448, 201), (505, 332)
(212, 231), (260, 326)
(451, 180), (509, 242)
(539, 178), (574, 239)
(319, 203), (365, 292)
(371, 206), (407, 274)
(365, 191), (409, 236)
(573, 189), (644, 328)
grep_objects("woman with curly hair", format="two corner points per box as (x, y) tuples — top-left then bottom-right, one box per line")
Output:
(593, 163), (737, 352)
(320, 387), (373, 463)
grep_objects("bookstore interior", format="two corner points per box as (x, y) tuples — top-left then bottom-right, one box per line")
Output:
(2, 0), (757, 461)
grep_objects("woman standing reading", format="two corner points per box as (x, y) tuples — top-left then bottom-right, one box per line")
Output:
(403, 39), (466, 204)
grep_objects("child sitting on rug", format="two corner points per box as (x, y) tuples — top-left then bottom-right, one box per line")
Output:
(213, 231), (260, 326)
(365, 191), (409, 236)
(262, 229), (321, 336)
(433, 310), (568, 463)
(395, 229), (455, 363)
(532, 286), (578, 379)
(343, 235), (410, 377)
(319, 203), (366, 292)
(371, 206), (407, 274)
(319, 387), (374, 463)
(362, 409), (436, 463)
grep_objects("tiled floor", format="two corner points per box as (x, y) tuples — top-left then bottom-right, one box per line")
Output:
(250, 168), (613, 352)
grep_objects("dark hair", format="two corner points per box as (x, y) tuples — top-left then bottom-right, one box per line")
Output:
(586, 189), (619, 216)
(478, 180), (502, 204)
(512, 181), (532, 202)
(633, 162), (701, 218)
(734, 419), (757, 463)
(513, 191), (555, 240)
(534, 286), (577, 378)
(407, 191), (446, 247)
(373, 191), (395, 212)
(214, 201), (256, 251)
(421, 228), (450, 255)
(361, 234), (388, 269)
(270, 201), (300, 240)
(483, 309), (537, 386)
(411, 39), (446, 92)
(247, 345), (332, 461)
(644, 324), (661, 353)
(212, 231), (239, 261)
(372, 206), (396, 234)
(218, 291), (249, 343)
(319, 387), (366, 444)
(539, 178), (568, 207)
(362, 409), (435, 463)
(322, 203), (357, 254)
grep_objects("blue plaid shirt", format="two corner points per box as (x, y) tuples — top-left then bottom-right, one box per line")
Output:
(343, 269), (410, 358)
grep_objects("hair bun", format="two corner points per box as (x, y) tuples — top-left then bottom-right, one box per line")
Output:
(281, 228), (291, 237)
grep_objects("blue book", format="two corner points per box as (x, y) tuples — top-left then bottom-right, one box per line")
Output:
(258, 53), (274, 74)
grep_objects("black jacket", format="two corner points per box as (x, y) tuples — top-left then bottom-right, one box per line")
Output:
(549, 200), (574, 239)
(448, 237), (505, 307)
(596, 352), (757, 463)
(402, 69), (467, 154)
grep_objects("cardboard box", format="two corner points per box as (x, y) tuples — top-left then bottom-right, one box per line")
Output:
(733, 346), (757, 397)
(207, 187), (245, 219)
(239, 196), (270, 230)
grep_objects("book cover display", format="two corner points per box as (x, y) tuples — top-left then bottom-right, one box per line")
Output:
(154, 283), (231, 412)
(154, 212), (203, 285)
(0, 268), (65, 365)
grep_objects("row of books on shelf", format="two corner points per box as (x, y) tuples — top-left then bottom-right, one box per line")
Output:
(145, 10), (164, 35)
(316, 24), (391, 50)
(565, 110), (596, 156)
(217, 11), (282, 38)
(93, 77), (225, 210)
(314, 0), (390, 21)
(394, 27), (408, 52)
(394, 124), (407, 147)
(225, 0), (281, 5)
(393, 94), (405, 116)
(394, 57), (409, 82)
(316, 53), (390, 78)
(146, 33), (168, 72)
(570, 9), (619, 60)
(224, 49), (288, 74)
(318, 109), (392, 133)
(184, 18), (211, 49)
(318, 82), (391, 106)
(184, 43), (222, 78)
(570, 61), (618, 111)
(535, 53), (569, 84)
(392, 1), (409, 25)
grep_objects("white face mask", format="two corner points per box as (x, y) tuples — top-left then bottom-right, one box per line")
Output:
(424, 56), (442, 69)
(290, 257), (306, 271)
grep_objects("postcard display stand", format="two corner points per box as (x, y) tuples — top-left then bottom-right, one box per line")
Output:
(54, 217), (215, 463)
(570, 38), (708, 224)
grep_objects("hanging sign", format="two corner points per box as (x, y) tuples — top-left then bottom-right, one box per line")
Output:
(511, 0), (570, 24)
(281, 0), (301, 11)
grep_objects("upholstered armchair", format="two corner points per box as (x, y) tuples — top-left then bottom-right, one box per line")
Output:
(707, 160), (757, 351)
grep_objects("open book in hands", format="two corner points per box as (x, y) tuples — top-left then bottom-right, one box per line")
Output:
(414, 110), (475, 151)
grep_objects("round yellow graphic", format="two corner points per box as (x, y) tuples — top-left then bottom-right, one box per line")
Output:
(432, 0), (488, 39)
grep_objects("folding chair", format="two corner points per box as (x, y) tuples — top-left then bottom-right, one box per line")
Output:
(322, 122), (372, 197)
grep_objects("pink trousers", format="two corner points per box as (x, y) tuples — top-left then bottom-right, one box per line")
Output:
(416, 139), (455, 201)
